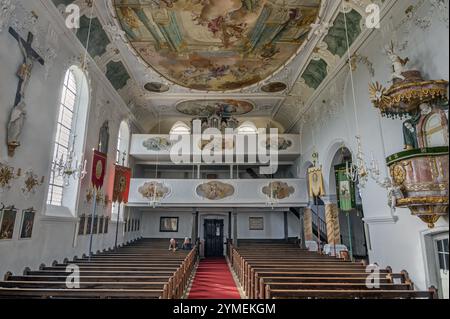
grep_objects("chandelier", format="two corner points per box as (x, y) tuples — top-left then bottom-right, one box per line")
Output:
(52, 135), (87, 186)
(342, 5), (394, 198)
(344, 136), (368, 188)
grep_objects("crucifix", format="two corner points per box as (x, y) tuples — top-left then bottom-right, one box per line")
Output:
(7, 27), (45, 157)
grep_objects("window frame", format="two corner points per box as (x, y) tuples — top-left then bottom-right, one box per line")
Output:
(45, 66), (90, 217)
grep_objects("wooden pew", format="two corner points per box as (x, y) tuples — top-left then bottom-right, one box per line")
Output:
(229, 241), (436, 299)
(0, 238), (198, 299)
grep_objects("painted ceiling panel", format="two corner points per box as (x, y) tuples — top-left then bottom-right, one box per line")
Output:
(106, 60), (131, 90)
(113, 0), (321, 91)
(302, 58), (328, 90)
(323, 9), (362, 58)
(77, 16), (111, 58)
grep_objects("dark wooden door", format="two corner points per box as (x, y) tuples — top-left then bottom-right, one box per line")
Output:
(204, 219), (224, 257)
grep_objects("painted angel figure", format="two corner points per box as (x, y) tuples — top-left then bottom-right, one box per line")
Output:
(386, 42), (409, 81)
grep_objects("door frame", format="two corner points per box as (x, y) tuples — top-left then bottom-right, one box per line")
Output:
(420, 226), (449, 297)
(199, 213), (228, 257)
(204, 219), (224, 257)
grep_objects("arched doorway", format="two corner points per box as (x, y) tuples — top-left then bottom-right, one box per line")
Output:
(329, 147), (368, 260)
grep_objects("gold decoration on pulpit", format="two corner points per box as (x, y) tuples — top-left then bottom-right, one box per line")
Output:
(369, 71), (448, 117)
(391, 164), (406, 186)
(369, 82), (391, 109)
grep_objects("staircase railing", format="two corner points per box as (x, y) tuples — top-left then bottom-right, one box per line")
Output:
(290, 207), (327, 243)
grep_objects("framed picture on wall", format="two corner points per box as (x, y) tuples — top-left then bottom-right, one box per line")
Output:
(249, 217), (264, 230)
(0, 207), (17, 240)
(160, 217), (179, 232)
(20, 209), (36, 239)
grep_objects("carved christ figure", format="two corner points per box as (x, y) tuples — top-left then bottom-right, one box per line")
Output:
(6, 28), (44, 156)
(7, 40), (34, 154)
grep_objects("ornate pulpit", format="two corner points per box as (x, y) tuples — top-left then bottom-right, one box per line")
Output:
(370, 70), (449, 228)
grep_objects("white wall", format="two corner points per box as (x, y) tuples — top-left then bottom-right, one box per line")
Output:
(297, 1), (449, 290)
(0, 1), (141, 276)
(140, 210), (300, 241)
(141, 211), (192, 239)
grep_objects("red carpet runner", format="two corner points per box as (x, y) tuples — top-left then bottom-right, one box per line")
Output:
(188, 257), (241, 299)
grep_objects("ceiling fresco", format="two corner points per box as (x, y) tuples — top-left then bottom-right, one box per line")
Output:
(176, 99), (254, 117)
(48, 0), (377, 132)
(113, 0), (321, 91)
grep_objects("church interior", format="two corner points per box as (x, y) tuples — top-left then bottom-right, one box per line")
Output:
(0, 0), (448, 300)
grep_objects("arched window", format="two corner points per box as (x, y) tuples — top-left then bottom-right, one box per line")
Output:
(47, 66), (89, 212)
(112, 120), (131, 220)
(116, 120), (131, 165)
(237, 121), (257, 134)
(170, 121), (191, 135)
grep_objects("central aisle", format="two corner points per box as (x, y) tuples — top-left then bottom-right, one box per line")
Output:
(188, 257), (241, 299)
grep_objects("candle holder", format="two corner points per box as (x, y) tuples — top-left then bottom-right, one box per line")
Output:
(51, 135), (87, 186)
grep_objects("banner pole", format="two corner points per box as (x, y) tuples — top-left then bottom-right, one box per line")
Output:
(88, 188), (97, 261)
(315, 196), (320, 253)
(114, 203), (121, 250)
(347, 212), (353, 261)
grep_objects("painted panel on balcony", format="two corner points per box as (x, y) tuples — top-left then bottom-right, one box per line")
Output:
(130, 134), (301, 162)
(196, 181), (235, 200)
(262, 181), (295, 199)
(127, 179), (308, 207)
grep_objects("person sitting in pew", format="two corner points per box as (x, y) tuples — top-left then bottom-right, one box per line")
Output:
(169, 238), (178, 252)
(182, 237), (192, 250)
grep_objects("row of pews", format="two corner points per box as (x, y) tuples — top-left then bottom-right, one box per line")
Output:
(0, 238), (197, 299)
(229, 240), (438, 299)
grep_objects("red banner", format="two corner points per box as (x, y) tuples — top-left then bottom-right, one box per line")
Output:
(91, 150), (107, 190)
(112, 165), (131, 203)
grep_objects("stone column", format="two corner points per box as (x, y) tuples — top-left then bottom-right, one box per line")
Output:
(323, 196), (341, 245)
(303, 207), (313, 241)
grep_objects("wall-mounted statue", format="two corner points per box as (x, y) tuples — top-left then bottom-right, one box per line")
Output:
(6, 28), (45, 157)
(98, 121), (110, 154)
(386, 41), (409, 82)
(401, 103), (434, 150)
